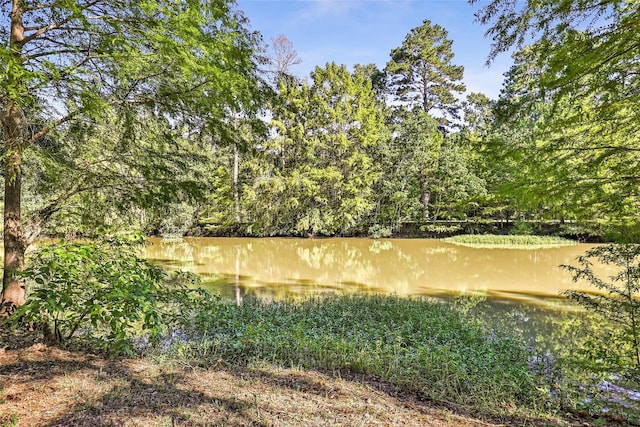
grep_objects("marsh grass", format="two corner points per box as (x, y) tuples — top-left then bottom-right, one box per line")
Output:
(159, 294), (550, 415)
(444, 234), (576, 249)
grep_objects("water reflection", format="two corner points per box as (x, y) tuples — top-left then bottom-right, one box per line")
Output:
(144, 237), (605, 305)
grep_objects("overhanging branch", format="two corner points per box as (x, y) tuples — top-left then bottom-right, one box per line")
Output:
(26, 111), (80, 147)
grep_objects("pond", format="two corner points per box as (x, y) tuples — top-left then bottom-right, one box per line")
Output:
(144, 237), (604, 307)
(143, 237), (640, 419)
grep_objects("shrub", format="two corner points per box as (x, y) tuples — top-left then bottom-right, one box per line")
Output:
(562, 244), (640, 372)
(368, 224), (393, 238)
(14, 235), (215, 355)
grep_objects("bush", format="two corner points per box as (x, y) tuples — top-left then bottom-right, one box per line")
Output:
(14, 235), (216, 355)
(368, 224), (393, 238)
(562, 244), (640, 372)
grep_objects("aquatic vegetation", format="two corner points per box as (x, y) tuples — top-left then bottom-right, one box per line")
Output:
(161, 294), (548, 414)
(444, 234), (577, 249)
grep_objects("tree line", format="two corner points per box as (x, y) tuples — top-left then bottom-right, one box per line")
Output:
(150, 19), (493, 238)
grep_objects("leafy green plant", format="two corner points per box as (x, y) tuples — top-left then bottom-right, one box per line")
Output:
(13, 236), (211, 355)
(162, 294), (548, 414)
(368, 224), (393, 239)
(562, 244), (640, 371)
(510, 220), (533, 236)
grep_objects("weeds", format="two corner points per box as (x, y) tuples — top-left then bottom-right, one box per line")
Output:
(0, 414), (19, 427)
(560, 244), (640, 422)
(159, 294), (549, 414)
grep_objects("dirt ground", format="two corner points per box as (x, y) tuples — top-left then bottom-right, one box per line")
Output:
(0, 327), (593, 427)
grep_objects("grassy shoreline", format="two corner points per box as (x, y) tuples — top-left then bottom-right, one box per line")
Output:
(157, 295), (546, 414)
(2, 294), (579, 426)
(0, 329), (572, 427)
(3, 293), (632, 426)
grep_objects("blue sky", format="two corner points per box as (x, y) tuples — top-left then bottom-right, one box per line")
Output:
(235, 0), (513, 100)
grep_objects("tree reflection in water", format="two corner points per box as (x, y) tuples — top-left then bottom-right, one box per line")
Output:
(144, 237), (606, 304)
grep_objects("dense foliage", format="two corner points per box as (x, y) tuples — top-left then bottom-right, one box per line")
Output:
(563, 244), (640, 371)
(0, 0), (268, 311)
(199, 58), (485, 236)
(0, 0), (635, 253)
(473, 0), (640, 232)
(162, 295), (547, 413)
(242, 63), (384, 235)
(13, 237), (215, 355)
(10, 0), (630, 242)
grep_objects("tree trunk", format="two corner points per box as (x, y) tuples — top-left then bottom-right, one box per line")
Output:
(233, 142), (240, 223)
(422, 192), (430, 221)
(1, 103), (27, 316)
(1, 0), (27, 317)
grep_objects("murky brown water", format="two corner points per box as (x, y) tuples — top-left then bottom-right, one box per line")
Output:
(144, 237), (603, 305)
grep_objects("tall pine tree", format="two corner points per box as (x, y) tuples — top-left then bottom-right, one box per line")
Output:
(385, 20), (466, 120)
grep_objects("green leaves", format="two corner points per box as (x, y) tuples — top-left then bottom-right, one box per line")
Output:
(562, 244), (640, 370)
(474, 0), (640, 229)
(164, 295), (543, 411)
(385, 19), (465, 119)
(13, 236), (213, 355)
(2, 0), (270, 307)
(243, 63), (386, 235)
(23, 110), (216, 236)
(3, 0), (270, 229)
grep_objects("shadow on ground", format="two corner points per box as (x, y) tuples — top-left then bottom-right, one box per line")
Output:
(0, 326), (604, 426)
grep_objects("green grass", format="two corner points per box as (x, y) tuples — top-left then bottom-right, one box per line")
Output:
(158, 294), (549, 415)
(444, 234), (577, 249)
